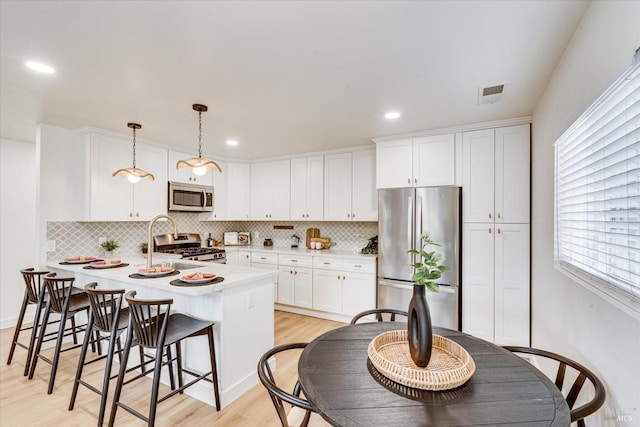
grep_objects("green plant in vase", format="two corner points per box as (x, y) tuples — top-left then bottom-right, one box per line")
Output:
(406, 232), (449, 367)
(100, 239), (119, 258)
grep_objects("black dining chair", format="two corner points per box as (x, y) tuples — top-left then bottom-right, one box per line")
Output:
(503, 346), (606, 427)
(350, 308), (408, 324)
(257, 343), (330, 427)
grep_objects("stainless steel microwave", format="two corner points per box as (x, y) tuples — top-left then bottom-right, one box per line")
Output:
(168, 181), (214, 212)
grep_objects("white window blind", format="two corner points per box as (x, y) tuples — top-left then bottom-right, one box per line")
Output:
(555, 56), (640, 317)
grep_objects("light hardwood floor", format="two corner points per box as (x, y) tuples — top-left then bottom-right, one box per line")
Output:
(0, 310), (345, 426)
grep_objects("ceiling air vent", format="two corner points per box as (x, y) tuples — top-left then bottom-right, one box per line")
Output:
(478, 84), (505, 105)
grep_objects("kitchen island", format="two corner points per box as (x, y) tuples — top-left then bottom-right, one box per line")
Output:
(48, 257), (275, 409)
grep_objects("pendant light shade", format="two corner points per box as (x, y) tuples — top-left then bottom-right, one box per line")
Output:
(112, 123), (155, 183)
(176, 104), (222, 175)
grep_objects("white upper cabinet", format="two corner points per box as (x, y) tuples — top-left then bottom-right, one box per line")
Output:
(290, 156), (324, 221)
(462, 124), (530, 223)
(227, 162), (251, 219)
(376, 134), (455, 189)
(324, 149), (377, 221)
(88, 133), (167, 221)
(167, 150), (213, 186)
(250, 159), (291, 220)
(200, 159), (228, 221)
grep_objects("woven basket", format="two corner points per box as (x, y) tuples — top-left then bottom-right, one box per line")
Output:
(367, 330), (475, 391)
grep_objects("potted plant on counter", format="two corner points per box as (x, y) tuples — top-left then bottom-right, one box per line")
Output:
(140, 242), (148, 254)
(406, 232), (449, 367)
(100, 239), (120, 259)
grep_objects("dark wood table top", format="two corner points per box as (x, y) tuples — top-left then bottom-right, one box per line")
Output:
(298, 322), (570, 427)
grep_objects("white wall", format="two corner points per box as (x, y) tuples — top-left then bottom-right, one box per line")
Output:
(0, 139), (36, 329)
(531, 1), (640, 425)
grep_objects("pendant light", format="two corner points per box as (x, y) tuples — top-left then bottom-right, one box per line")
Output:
(176, 104), (222, 175)
(112, 123), (155, 183)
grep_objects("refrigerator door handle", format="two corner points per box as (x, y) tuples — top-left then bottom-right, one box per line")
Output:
(379, 279), (413, 290)
(416, 195), (423, 239)
(408, 195), (414, 273)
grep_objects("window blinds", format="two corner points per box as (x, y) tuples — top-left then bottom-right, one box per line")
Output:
(555, 58), (640, 314)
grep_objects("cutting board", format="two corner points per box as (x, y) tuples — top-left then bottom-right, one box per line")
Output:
(306, 228), (320, 248)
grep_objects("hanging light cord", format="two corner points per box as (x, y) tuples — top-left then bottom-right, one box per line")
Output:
(198, 110), (203, 159)
(132, 127), (137, 168)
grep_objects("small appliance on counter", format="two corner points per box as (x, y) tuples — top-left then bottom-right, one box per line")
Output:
(263, 238), (273, 247)
(291, 234), (300, 248)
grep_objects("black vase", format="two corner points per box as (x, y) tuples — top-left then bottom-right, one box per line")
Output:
(407, 284), (433, 367)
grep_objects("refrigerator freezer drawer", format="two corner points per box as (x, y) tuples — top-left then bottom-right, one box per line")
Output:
(377, 280), (459, 330)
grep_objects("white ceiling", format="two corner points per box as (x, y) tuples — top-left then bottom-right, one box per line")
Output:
(0, 1), (589, 160)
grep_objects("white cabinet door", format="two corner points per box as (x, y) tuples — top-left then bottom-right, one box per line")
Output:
(293, 267), (313, 309)
(313, 269), (342, 313)
(206, 159), (227, 220)
(495, 125), (530, 224)
(494, 223), (530, 346)
(132, 143), (167, 220)
(89, 134), (134, 221)
(462, 223), (495, 342)
(277, 267), (295, 305)
(413, 134), (455, 187)
(227, 163), (251, 219)
(251, 159), (290, 220)
(237, 250), (251, 266)
(167, 150), (213, 186)
(462, 129), (495, 223)
(324, 153), (352, 221)
(375, 138), (413, 189)
(342, 271), (375, 317)
(352, 149), (377, 221)
(291, 156), (324, 220)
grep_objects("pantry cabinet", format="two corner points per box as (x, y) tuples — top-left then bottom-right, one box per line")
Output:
(227, 163), (251, 219)
(462, 222), (530, 345)
(290, 156), (324, 220)
(376, 134), (455, 189)
(250, 159), (291, 220)
(88, 133), (167, 221)
(324, 149), (377, 221)
(462, 124), (530, 224)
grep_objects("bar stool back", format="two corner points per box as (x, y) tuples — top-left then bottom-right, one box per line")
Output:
(28, 273), (92, 394)
(69, 283), (129, 427)
(7, 268), (50, 376)
(108, 290), (220, 427)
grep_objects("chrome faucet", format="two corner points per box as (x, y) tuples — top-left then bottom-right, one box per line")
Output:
(147, 214), (178, 269)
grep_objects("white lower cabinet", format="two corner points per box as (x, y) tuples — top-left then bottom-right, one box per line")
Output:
(237, 250), (251, 266)
(342, 272), (375, 317)
(277, 254), (313, 309)
(312, 269), (343, 313)
(251, 251), (278, 301)
(462, 222), (530, 346)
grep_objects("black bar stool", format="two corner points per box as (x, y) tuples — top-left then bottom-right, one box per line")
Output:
(28, 273), (92, 394)
(7, 268), (51, 376)
(69, 283), (130, 426)
(108, 290), (221, 427)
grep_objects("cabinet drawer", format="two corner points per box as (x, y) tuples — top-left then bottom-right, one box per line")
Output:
(313, 257), (343, 271)
(278, 254), (313, 268)
(251, 252), (278, 265)
(342, 260), (376, 274)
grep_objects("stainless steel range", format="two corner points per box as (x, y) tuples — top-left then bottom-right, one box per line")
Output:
(154, 233), (226, 263)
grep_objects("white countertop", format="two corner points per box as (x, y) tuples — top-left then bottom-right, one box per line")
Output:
(223, 245), (377, 260)
(48, 257), (275, 296)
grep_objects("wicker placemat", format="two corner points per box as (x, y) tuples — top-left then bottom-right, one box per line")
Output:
(83, 263), (130, 270)
(367, 330), (475, 391)
(129, 270), (181, 279)
(169, 276), (224, 287)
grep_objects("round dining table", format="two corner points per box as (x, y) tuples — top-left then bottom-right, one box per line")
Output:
(298, 322), (570, 426)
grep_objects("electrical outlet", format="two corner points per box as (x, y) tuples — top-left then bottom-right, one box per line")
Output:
(98, 237), (106, 245)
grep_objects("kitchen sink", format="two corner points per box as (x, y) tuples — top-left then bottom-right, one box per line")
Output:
(154, 262), (201, 270)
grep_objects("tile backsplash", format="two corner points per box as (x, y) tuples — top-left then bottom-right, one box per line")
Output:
(47, 213), (378, 260)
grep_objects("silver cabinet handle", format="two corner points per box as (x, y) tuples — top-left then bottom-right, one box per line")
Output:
(489, 228), (492, 234)
(497, 228), (501, 234)
(497, 213), (501, 219)
(489, 213), (492, 219)
(407, 178), (411, 184)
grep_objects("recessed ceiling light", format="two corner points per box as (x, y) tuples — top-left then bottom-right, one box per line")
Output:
(226, 140), (238, 146)
(26, 61), (55, 74)
(385, 112), (401, 120)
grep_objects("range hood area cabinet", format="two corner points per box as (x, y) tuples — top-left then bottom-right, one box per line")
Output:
(375, 133), (457, 189)
(84, 132), (168, 221)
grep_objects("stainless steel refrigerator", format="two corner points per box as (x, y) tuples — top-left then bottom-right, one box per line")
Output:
(377, 186), (461, 330)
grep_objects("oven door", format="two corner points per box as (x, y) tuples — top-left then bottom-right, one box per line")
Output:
(168, 181), (214, 212)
